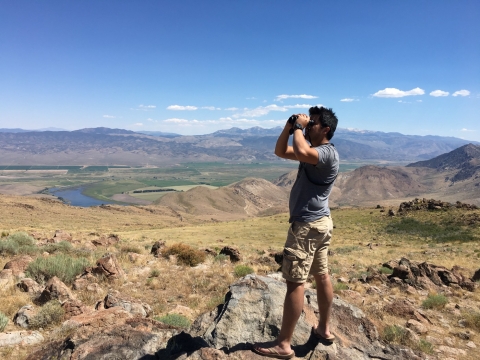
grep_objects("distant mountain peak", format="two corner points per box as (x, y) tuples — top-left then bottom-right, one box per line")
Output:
(73, 127), (136, 135)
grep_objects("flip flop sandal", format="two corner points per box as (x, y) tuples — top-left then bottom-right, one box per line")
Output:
(252, 346), (295, 359)
(312, 327), (336, 343)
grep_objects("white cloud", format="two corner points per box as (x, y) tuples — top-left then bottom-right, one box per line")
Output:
(417, 100), (423, 102)
(340, 98), (358, 102)
(452, 90), (470, 97)
(133, 123), (143, 126)
(147, 118), (157, 123)
(233, 104), (288, 118)
(167, 105), (198, 111)
(246, 97), (257, 100)
(284, 104), (318, 109)
(461, 128), (476, 132)
(201, 106), (221, 110)
(225, 107), (239, 111)
(164, 118), (191, 123)
(373, 87), (425, 98)
(275, 94), (317, 101)
(138, 104), (156, 109)
(430, 90), (449, 97)
(103, 115), (115, 118)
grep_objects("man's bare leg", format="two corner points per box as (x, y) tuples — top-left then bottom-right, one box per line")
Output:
(313, 273), (333, 338)
(254, 280), (304, 355)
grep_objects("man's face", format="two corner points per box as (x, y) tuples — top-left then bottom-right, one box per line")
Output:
(306, 114), (327, 139)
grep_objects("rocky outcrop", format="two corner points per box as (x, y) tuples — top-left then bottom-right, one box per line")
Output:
(160, 275), (421, 359)
(384, 258), (477, 291)
(25, 307), (178, 360)
(398, 198), (478, 213)
(37, 276), (75, 304)
(96, 290), (152, 318)
(0, 331), (44, 346)
(22, 274), (422, 359)
(91, 253), (125, 280)
(62, 299), (90, 319)
(17, 278), (44, 295)
(219, 246), (241, 262)
(51, 230), (73, 243)
(13, 305), (37, 328)
(151, 240), (166, 257)
(3, 255), (34, 276)
(91, 234), (120, 247)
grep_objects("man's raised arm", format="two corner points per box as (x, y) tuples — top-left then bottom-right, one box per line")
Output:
(275, 121), (298, 161)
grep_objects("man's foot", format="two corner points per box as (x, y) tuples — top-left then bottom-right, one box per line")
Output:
(313, 326), (335, 343)
(252, 341), (295, 359)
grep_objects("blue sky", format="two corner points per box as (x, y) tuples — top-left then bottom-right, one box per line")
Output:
(1, 1), (479, 140)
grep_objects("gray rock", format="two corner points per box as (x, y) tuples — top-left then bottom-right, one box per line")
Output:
(13, 305), (37, 328)
(0, 331), (44, 346)
(162, 275), (417, 359)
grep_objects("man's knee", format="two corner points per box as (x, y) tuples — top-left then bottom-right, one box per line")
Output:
(313, 273), (330, 283)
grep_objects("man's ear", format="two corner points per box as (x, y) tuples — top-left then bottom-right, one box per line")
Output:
(322, 126), (330, 135)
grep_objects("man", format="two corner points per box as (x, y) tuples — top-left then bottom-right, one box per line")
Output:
(253, 106), (339, 359)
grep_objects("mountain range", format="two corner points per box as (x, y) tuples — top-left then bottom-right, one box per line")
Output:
(0, 126), (477, 165)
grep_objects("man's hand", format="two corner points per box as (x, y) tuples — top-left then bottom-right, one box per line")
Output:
(294, 114), (310, 128)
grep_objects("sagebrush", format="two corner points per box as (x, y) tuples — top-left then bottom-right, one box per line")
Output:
(163, 243), (206, 267)
(26, 254), (91, 284)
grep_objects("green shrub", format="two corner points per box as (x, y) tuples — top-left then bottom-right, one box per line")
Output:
(417, 339), (433, 354)
(463, 311), (480, 331)
(379, 267), (393, 275)
(422, 294), (448, 309)
(43, 241), (74, 254)
(333, 282), (349, 292)
(1, 231), (9, 238)
(334, 246), (360, 254)
(26, 254), (90, 285)
(0, 232), (37, 256)
(0, 312), (8, 332)
(383, 325), (409, 345)
(155, 314), (191, 328)
(214, 254), (228, 262)
(234, 265), (254, 277)
(149, 269), (160, 278)
(29, 301), (64, 329)
(163, 243), (206, 267)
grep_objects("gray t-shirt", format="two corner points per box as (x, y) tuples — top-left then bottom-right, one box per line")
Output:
(289, 143), (339, 223)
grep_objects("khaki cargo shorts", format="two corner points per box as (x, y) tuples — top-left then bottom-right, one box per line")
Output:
(282, 215), (333, 283)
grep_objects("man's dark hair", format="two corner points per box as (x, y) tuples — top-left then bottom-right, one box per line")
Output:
(309, 106), (338, 140)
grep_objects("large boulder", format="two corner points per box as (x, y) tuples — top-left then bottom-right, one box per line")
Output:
(25, 307), (178, 360)
(3, 255), (34, 277)
(219, 246), (241, 262)
(96, 290), (152, 318)
(0, 331), (44, 346)
(92, 253), (125, 280)
(13, 305), (37, 328)
(17, 278), (44, 295)
(37, 276), (75, 304)
(91, 234), (120, 247)
(160, 275), (421, 359)
(51, 230), (72, 243)
(151, 240), (166, 257)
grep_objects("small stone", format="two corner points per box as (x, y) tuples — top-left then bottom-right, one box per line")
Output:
(443, 336), (455, 346)
(407, 319), (428, 334)
(465, 341), (476, 349)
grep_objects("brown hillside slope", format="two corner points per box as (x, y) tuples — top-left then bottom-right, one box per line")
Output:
(334, 165), (427, 205)
(157, 178), (288, 220)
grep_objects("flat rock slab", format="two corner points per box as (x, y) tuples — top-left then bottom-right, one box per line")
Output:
(0, 331), (44, 347)
(161, 275), (422, 360)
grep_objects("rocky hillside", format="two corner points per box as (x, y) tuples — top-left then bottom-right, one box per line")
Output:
(156, 178), (289, 220)
(407, 144), (480, 183)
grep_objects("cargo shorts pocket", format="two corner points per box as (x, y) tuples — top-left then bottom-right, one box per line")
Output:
(282, 247), (308, 280)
